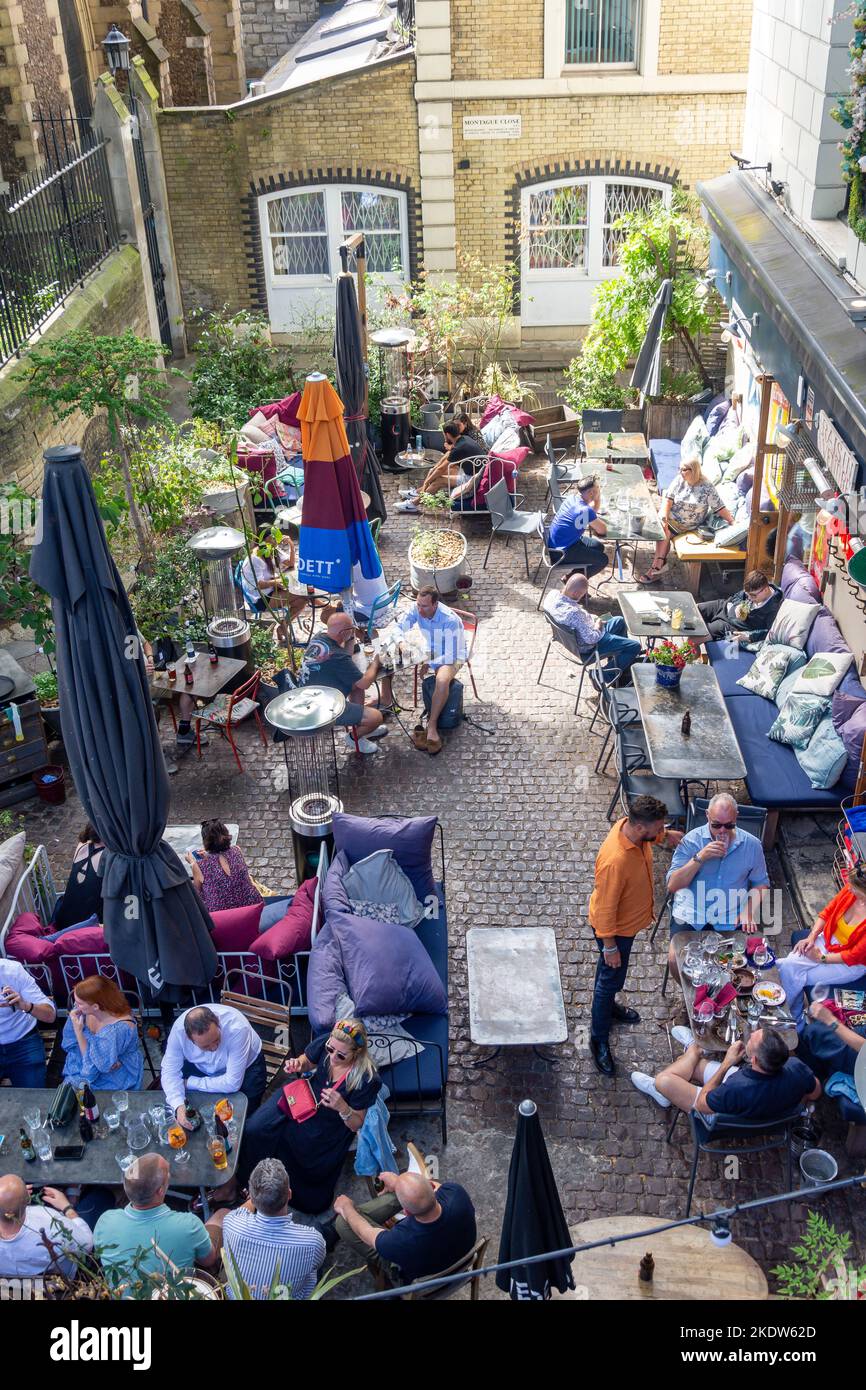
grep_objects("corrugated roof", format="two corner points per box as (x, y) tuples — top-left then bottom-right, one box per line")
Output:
(257, 0), (410, 95)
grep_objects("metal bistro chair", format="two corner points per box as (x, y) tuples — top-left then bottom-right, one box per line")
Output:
(592, 656), (642, 768)
(579, 408), (625, 457)
(361, 579), (401, 639)
(651, 798), (770, 997)
(536, 612), (598, 716)
(667, 1106), (803, 1217)
(607, 726), (687, 824)
(544, 434), (583, 507)
(483, 478), (545, 580)
(194, 669), (269, 771)
(399, 1236), (489, 1301)
(533, 525), (595, 612)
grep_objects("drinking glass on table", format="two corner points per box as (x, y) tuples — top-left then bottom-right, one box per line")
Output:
(208, 1134), (228, 1171)
(753, 939), (770, 967)
(104, 1107), (121, 1132)
(111, 1090), (129, 1116)
(126, 1120), (149, 1152)
(22, 1106), (42, 1133)
(115, 1152), (135, 1175)
(33, 1128), (52, 1162)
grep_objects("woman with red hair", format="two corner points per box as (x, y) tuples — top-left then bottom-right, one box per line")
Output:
(61, 976), (144, 1090)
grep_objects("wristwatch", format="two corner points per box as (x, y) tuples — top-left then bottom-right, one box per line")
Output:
(63, 1205), (76, 1220)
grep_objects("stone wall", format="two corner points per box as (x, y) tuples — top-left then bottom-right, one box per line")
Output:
(238, 0), (318, 82)
(77, 0), (242, 105)
(0, 245), (150, 493)
(158, 57), (420, 325)
(0, 0), (72, 184)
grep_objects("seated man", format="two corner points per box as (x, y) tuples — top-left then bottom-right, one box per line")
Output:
(697, 569), (783, 644)
(631, 1027), (820, 1120)
(544, 476), (608, 578)
(221, 1158), (326, 1300)
(799, 999), (865, 1115)
(161, 1004), (267, 1130)
(543, 572), (642, 678)
(332, 1167), (476, 1288)
(666, 794), (771, 983)
(0, 1178), (92, 1280)
(395, 586), (467, 755)
(95, 1155), (221, 1286)
(300, 612), (390, 756)
(0, 956), (55, 1087)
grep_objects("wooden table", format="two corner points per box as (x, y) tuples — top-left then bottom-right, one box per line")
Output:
(584, 431), (651, 462)
(618, 590), (709, 642)
(672, 532), (747, 597)
(467, 927), (567, 1068)
(556, 1216), (768, 1300)
(0, 1088), (246, 1218)
(631, 662), (746, 782)
(672, 931), (797, 1054)
(150, 655), (246, 704)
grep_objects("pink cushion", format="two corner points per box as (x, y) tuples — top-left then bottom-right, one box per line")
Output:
(252, 878), (316, 960)
(5, 911), (55, 963)
(53, 924), (107, 957)
(210, 904), (263, 952)
(490, 445), (530, 468)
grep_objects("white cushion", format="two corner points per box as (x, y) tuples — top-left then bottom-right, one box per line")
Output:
(680, 414), (710, 459)
(792, 650), (853, 698)
(0, 832), (26, 931)
(766, 598), (820, 651)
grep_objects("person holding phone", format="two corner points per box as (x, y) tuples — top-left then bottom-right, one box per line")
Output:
(0, 958), (55, 1087)
(61, 976), (143, 1091)
(0, 1176), (92, 1279)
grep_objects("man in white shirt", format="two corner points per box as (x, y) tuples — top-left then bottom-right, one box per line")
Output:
(396, 587), (468, 754)
(0, 957), (55, 1086)
(221, 1159), (325, 1300)
(161, 1004), (267, 1129)
(0, 1176), (92, 1279)
(543, 573), (642, 677)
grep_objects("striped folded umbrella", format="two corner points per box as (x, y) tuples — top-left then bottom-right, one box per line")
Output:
(297, 372), (383, 596)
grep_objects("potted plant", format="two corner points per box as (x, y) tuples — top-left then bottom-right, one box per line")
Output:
(408, 492), (468, 593)
(645, 638), (697, 689)
(34, 670), (62, 740)
(772, 1211), (866, 1300)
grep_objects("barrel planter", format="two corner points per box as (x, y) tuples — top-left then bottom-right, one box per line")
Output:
(408, 529), (468, 595)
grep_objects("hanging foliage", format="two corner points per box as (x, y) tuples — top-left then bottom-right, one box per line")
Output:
(831, 2), (866, 239)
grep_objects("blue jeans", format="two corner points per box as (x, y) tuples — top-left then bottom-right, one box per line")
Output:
(594, 617), (642, 675)
(546, 530), (609, 577)
(182, 1049), (268, 1115)
(591, 934), (635, 1043)
(0, 1026), (47, 1086)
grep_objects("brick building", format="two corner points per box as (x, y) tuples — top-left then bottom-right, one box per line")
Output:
(158, 0), (753, 351)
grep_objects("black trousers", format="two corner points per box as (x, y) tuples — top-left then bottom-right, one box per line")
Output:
(590, 934), (636, 1043)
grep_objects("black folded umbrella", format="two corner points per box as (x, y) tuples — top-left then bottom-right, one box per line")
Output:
(334, 270), (386, 525)
(30, 445), (217, 1000)
(630, 276), (673, 403)
(496, 1099), (575, 1300)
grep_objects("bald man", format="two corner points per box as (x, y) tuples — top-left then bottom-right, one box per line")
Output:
(543, 571), (642, 677)
(0, 1175), (92, 1279)
(332, 1168), (476, 1288)
(299, 613), (390, 755)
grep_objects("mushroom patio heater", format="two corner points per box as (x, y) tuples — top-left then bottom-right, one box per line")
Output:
(187, 525), (252, 671)
(265, 686), (344, 884)
(371, 326), (413, 470)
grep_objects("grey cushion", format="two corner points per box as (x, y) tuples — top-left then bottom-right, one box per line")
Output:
(343, 849), (425, 928)
(766, 598), (820, 651)
(795, 717), (849, 790)
(0, 832), (26, 931)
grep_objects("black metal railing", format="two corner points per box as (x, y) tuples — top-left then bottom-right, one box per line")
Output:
(0, 110), (120, 367)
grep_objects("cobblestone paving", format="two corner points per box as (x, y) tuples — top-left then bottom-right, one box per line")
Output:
(14, 451), (865, 1295)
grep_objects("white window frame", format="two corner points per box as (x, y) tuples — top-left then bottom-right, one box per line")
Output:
(544, 0), (660, 80)
(258, 183), (409, 293)
(561, 0), (643, 71)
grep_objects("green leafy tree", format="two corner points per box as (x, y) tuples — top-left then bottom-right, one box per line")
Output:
(563, 194), (716, 414)
(187, 307), (296, 429)
(22, 330), (175, 570)
(0, 482), (54, 653)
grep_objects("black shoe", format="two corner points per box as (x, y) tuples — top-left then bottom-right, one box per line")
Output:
(590, 1037), (616, 1076)
(610, 1003), (641, 1025)
(317, 1217), (339, 1253)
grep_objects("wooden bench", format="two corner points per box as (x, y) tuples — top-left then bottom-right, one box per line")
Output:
(220, 988), (293, 1102)
(672, 532), (747, 597)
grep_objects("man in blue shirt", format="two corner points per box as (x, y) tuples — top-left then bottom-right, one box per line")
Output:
(545, 476), (609, 577)
(666, 793), (770, 983)
(396, 587), (467, 754)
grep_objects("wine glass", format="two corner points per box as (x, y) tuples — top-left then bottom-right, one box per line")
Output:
(168, 1123), (190, 1165)
(753, 939), (770, 968)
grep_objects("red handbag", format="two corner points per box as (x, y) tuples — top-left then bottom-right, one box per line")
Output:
(277, 1077), (319, 1122)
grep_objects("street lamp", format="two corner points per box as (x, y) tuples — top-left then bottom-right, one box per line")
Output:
(102, 24), (131, 76)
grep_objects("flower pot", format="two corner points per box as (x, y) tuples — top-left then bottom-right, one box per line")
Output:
(33, 765), (65, 804)
(408, 530), (468, 595)
(40, 705), (63, 741)
(201, 476), (250, 515)
(655, 664), (683, 689)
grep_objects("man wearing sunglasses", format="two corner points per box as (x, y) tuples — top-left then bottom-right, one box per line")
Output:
(666, 793), (770, 983)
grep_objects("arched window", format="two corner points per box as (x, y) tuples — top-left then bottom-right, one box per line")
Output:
(258, 183), (409, 332)
(521, 175), (671, 326)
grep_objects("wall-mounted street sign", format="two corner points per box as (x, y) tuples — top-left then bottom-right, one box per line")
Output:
(462, 115), (522, 140)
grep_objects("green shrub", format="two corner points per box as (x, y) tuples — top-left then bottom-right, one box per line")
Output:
(187, 308), (296, 428)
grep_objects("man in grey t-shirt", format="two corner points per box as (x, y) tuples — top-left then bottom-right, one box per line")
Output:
(300, 613), (389, 755)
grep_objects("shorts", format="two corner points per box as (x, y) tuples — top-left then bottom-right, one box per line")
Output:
(336, 702), (364, 727)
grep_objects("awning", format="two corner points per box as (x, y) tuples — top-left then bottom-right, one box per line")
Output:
(698, 172), (866, 465)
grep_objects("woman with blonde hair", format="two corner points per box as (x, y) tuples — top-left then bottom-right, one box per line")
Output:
(639, 453), (735, 584)
(61, 975), (144, 1090)
(234, 1018), (382, 1213)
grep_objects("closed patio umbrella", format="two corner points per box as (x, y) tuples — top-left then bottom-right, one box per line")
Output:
(297, 374), (385, 605)
(496, 1099), (575, 1300)
(30, 445), (217, 1000)
(334, 269), (386, 526)
(630, 276), (673, 402)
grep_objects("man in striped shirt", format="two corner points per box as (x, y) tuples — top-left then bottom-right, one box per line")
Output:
(221, 1159), (326, 1299)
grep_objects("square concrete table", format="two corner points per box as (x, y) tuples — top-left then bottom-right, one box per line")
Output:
(618, 590), (709, 642)
(467, 927), (568, 1068)
(0, 1088), (246, 1217)
(631, 662), (747, 782)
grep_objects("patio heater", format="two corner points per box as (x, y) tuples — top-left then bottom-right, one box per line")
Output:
(371, 326), (413, 470)
(265, 686), (345, 884)
(187, 525), (252, 672)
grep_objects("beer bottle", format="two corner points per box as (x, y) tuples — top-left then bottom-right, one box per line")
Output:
(79, 1110), (94, 1144)
(185, 1100), (201, 1133)
(20, 1127), (37, 1163)
(215, 1114), (231, 1153)
(207, 641), (219, 666)
(82, 1083), (99, 1123)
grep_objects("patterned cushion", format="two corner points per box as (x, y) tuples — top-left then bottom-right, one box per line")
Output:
(768, 692), (831, 750)
(200, 694), (257, 725)
(351, 899), (405, 925)
(735, 643), (805, 700)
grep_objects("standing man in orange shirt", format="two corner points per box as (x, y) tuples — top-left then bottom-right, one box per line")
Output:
(588, 796), (683, 1076)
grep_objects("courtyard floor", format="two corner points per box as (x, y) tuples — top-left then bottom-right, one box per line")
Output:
(9, 448), (865, 1298)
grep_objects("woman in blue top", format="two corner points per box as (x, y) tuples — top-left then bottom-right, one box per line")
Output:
(62, 975), (144, 1090)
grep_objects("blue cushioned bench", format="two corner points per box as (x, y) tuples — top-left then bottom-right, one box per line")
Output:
(649, 438), (681, 491)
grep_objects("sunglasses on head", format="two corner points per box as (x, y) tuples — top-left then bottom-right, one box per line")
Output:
(709, 819), (736, 830)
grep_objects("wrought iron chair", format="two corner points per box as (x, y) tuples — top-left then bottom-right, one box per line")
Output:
(194, 669), (269, 771)
(667, 1106), (803, 1217)
(482, 478), (544, 580)
(607, 726), (687, 823)
(536, 612), (598, 716)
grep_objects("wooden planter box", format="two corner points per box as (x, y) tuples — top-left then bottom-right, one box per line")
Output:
(530, 403), (580, 448)
(644, 400), (700, 443)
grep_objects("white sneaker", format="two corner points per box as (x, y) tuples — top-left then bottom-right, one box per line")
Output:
(347, 734), (380, 754)
(671, 1026), (695, 1049)
(630, 1071), (671, 1108)
(399, 487), (418, 499)
(396, 500), (419, 513)
(365, 725), (388, 739)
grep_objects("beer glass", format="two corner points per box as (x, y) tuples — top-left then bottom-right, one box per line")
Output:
(208, 1135), (228, 1171)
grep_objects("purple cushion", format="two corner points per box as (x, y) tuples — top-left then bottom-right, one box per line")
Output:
(831, 694), (866, 783)
(331, 912), (447, 1018)
(307, 924), (345, 1034)
(209, 904), (263, 951)
(332, 813), (438, 901)
(705, 398), (731, 436)
(251, 878), (316, 960)
(805, 609), (849, 658)
(838, 667), (866, 703)
(736, 468), (754, 497)
(782, 557), (821, 604)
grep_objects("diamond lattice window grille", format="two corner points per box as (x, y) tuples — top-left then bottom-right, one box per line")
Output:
(267, 191), (329, 276)
(602, 182), (663, 266)
(527, 185), (588, 270)
(341, 191), (405, 275)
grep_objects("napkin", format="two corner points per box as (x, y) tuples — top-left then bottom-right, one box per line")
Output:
(713, 983), (737, 1009)
(745, 935), (765, 957)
